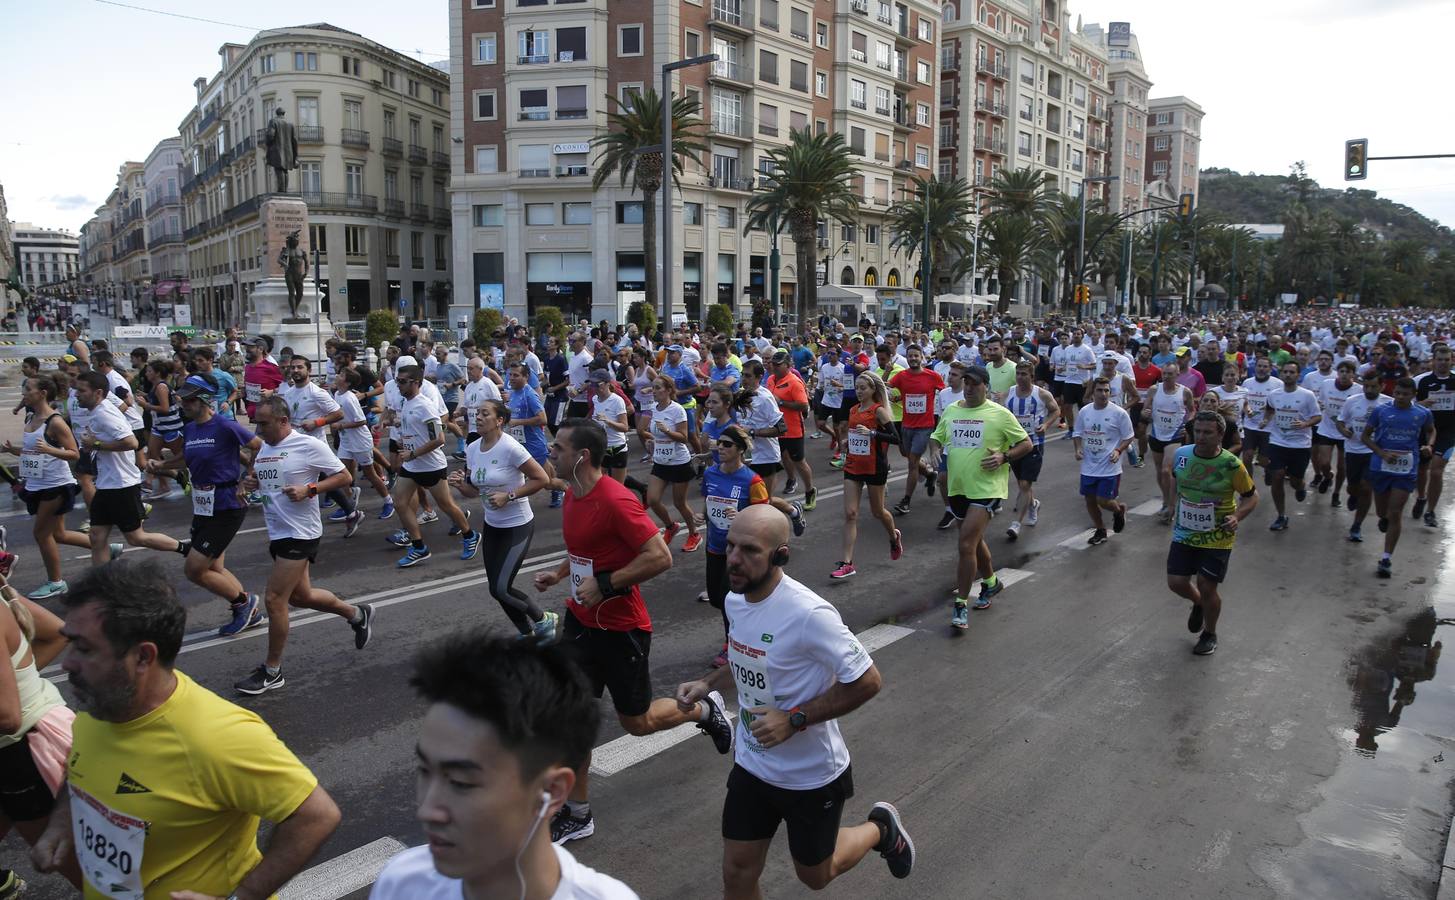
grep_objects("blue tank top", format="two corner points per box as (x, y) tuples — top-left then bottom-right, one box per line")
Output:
(700, 464), (760, 554)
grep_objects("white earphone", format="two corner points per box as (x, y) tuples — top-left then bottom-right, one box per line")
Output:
(516, 790), (555, 900)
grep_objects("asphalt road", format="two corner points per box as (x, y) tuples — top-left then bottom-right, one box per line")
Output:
(2, 406), (1453, 900)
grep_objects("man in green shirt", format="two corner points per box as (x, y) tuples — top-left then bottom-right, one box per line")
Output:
(981, 335), (1017, 402)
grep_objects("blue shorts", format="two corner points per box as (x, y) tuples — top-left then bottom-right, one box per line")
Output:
(684, 406), (697, 433)
(1079, 473), (1121, 499)
(1368, 469), (1418, 495)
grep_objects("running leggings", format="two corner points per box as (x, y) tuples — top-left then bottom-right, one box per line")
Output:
(706, 551), (730, 640)
(481, 520), (542, 634)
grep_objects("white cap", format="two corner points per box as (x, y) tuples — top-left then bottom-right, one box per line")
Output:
(396, 355), (418, 367)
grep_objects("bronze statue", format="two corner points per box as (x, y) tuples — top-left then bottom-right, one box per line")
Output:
(278, 231), (308, 318)
(265, 108), (298, 194)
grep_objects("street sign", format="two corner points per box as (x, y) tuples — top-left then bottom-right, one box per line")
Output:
(338, 286), (348, 296)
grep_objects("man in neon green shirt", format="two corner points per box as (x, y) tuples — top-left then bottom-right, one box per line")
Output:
(929, 364), (1033, 631)
(873, 344), (907, 422)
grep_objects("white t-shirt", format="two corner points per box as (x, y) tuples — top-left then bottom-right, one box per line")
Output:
(591, 391), (629, 448)
(650, 402), (691, 465)
(1300, 368), (1334, 396)
(724, 575), (872, 790)
(465, 432), (534, 528)
(370, 844), (637, 900)
(1073, 402), (1134, 477)
(104, 369), (145, 429)
(1265, 386), (1322, 449)
(1337, 392), (1392, 454)
(400, 393), (448, 472)
(254, 430), (344, 540)
(1211, 385), (1246, 415)
(384, 378), (404, 442)
(1316, 379), (1358, 441)
(281, 381), (341, 437)
(461, 375), (502, 427)
(1062, 345), (1096, 384)
(87, 400), (141, 490)
(568, 350), (594, 392)
(334, 390), (373, 456)
(741, 387), (783, 465)
(935, 385), (960, 417)
(1241, 376), (1278, 432)
(818, 362), (846, 409)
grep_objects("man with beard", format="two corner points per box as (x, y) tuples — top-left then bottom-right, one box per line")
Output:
(29, 559), (341, 898)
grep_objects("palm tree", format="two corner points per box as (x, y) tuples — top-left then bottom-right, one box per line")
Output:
(886, 176), (977, 304)
(592, 88), (707, 319)
(744, 129), (860, 326)
(988, 166), (1056, 219)
(972, 213), (1047, 314)
(1042, 192), (1116, 310)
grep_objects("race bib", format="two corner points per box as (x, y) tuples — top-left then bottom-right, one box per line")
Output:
(508, 425), (526, 443)
(254, 463), (284, 496)
(705, 495), (738, 531)
(1155, 410), (1182, 437)
(1323, 396), (1346, 418)
(71, 784), (145, 900)
(568, 554), (593, 601)
(1246, 394), (1267, 415)
(728, 639), (774, 747)
(847, 432), (872, 456)
(1383, 450), (1415, 475)
(905, 394), (928, 415)
(653, 441), (677, 463)
(1177, 498), (1217, 532)
(950, 419), (984, 450)
(402, 435), (420, 455)
(1426, 391), (1455, 412)
(19, 452), (43, 481)
(245, 383), (261, 403)
(1016, 414), (1039, 432)
(823, 389), (843, 406)
(1274, 409), (1298, 432)
(1083, 432), (1108, 455)
(192, 486), (215, 517)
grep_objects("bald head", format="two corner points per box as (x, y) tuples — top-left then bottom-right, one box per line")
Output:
(726, 504), (791, 596)
(730, 504), (790, 548)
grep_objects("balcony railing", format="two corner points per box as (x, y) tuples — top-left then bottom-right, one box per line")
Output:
(411, 203), (430, 220)
(1018, 107), (1032, 122)
(708, 175), (753, 191)
(297, 125), (324, 143)
(433, 208), (450, 226)
(519, 109), (550, 121)
(710, 60), (752, 82)
(147, 231), (184, 247)
(975, 99), (1007, 117)
(555, 108), (588, 120)
(850, 0), (868, 14)
(432, 150), (449, 167)
(408, 144), (427, 163)
(387, 254), (401, 267)
(341, 128), (370, 148)
(556, 165), (588, 177)
(1046, 83), (1062, 99)
(941, 51), (959, 71)
(412, 256), (425, 268)
(300, 192), (379, 212)
(382, 137), (404, 157)
(518, 54), (551, 65)
(710, 120), (747, 139)
(383, 198), (404, 216)
(850, 99), (867, 110)
(519, 168), (551, 178)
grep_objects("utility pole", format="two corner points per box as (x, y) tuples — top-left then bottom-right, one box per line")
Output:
(920, 179), (932, 329)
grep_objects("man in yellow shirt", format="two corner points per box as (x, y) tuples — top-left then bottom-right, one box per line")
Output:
(31, 559), (340, 899)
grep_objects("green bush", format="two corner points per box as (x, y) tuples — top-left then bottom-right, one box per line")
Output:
(626, 300), (657, 336)
(365, 309), (399, 352)
(471, 308), (503, 347)
(706, 303), (735, 335)
(533, 305), (566, 341)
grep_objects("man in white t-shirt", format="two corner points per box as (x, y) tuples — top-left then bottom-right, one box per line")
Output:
(280, 355), (361, 524)
(1073, 377), (1135, 546)
(1260, 360), (1323, 531)
(390, 364), (480, 568)
(675, 505), (915, 897)
(457, 356), (502, 443)
(371, 632), (637, 900)
(237, 395), (374, 695)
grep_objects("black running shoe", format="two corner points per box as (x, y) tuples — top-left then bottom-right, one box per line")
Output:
(550, 806), (595, 844)
(1087, 528), (1108, 545)
(1412, 497), (1427, 520)
(1317, 475), (1331, 494)
(868, 802), (915, 879)
(235, 664), (284, 695)
(925, 471), (937, 497)
(936, 511), (958, 530)
(1193, 632), (1217, 656)
(351, 603), (375, 650)
(697, 690), (735, 755)
(1346, 493), (1357, 511)
(892, 499), (912, 516)
(1112, 507), (1126, 534)
(1187, 603), (1204, 634)
(1376, 557), (1392, 579)
(1331, 492), (1341, 508)
(1425, 511), (1438, 528)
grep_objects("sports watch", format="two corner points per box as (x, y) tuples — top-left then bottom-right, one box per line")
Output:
(788, 707), (808, 732)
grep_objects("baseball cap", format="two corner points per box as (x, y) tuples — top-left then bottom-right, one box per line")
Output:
(963, 364), (990, 385)
(1174, 346), (1191, 357)
(586, 369), (611, 384)
(176, 374), (218, 399)
(1101, 351), (1120, 362)
(60, 354), (78, 364)
(850, 334), (865, 342)
(396, 355), (419, 367)
(667, 344), (685, 353)
(771, 350), (791, 364)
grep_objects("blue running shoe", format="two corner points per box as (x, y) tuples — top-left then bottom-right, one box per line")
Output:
(218, 594), (263, 637)
(386, 529), (412, 547)
(460, 530), (480, 560)
(398, 545), (431, 568)
(951, 602), (969, 630)
(378, 498), (395, 520)
(329, 507), (351, 522)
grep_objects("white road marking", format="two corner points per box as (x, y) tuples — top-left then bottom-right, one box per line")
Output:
(1129, 499), (1164, 516)
(943, 566), (1035, 594)
(1058, 528), (1098, 548)
(279, 837), (408, 900)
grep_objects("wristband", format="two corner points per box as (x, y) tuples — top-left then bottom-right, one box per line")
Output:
(315, 417), (326, 428)
(307, 482), (317, 497)
(595, 570), (616, 598)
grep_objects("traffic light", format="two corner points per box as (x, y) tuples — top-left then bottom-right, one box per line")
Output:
(1177, 192), (1194, 224)
(1344, 139), (1368, 181)
(1074, 284), (1090, 304)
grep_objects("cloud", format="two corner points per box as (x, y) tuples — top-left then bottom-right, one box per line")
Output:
(47, 194), (95, 210)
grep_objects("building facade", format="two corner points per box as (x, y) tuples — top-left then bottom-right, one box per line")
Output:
(179, 24), (453, 328)
(0, 183), (13, 287)
(1144, 95), (1202, 202)
(1080, 22), (1149, 214)
(110, 162), (149, 314)
(143, 137), (188, 316)
(10, 223), (80, 295)
(450, 0), (940, 327)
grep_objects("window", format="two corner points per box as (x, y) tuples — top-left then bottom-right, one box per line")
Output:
(297, 97), (319, 126)
(875, 87), (891, 116)
(519, 30), (550, 63)
(344, 226), (367, 256)
(850, 126), (865, 155)
(875, 41), (891, 70)
(384, 170), (398, 200)
(525, 204), (555, 226)
(474, 204), (503, 226)
(760, 49), (779, 84)
(300, 161), (321, 193)
(259, 54), (275, 74)
(619, 82), (643, 103)
(916, 102), (930, 126)
(717, 206), (736, 228)
(520, 88), (549, 119)
(1154, 135), (1169, 151)
(915, 145), (928, 168)
(474, 146), (499, 173)
(851, 79), (867, 109)
(411, 232), (424, 267)
(1017, 131), (1032, 157)
(434, 234), (448, 269)
(384, 109), (396, 137)
(815, 20), (829, 47)
(384, 229), (400, 261)
(840, 223), (856, 242)
(760, 0), (778, 29)
(433, 124), (445, 153)
(382, 70), (396, 89)
(293, 52), (317, 71)
(759, 103), (778, 136)
(685, 30), (701, 58)
(1155, 111), (1170, 125)
(790, 109), (808, 132)
(563, 202), (592, 225)
(619, 25), (642, 56)
(683, 202), (703, 226)
(918, 17), (932, 40)
(473, 0), (496, 7)
(815, 71), (828, 97)
(617, 202), (643, 224)
(556, 85), (588, 119)
(851, 31), (867, 61)
(342, 55), (361, 76)
(556, 27), (587, 62)
(474, 35), (497, 64)
(1019, 58), (1034, 85)
(791, 7), (809, 39)
(345, 163), (364, 198)
(519, 144), (549, 175)
(939, 158), (953, 180)
(917, 59), (931, 83)
(410, 174), (424, 204)
(408, 79), (420, 98)
(343, 99), (363, 130)
(939, 122), (954, 146)
(473, 91), (497, 121)
(790, 60), (808, 92)
(310, 224), (327, 252)
(865, 224), (879, 244)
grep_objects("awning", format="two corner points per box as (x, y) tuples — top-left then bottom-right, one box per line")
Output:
(815, 284), (864, 304)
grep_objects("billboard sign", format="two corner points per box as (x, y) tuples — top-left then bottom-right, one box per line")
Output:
(1108, 22), (1131, 46)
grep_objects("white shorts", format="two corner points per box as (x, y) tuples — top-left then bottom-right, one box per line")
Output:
(340, 448), (375, 466)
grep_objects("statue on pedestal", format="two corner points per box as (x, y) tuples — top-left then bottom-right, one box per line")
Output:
(265, 108), (299, 194)
(277, 231), (308, 319)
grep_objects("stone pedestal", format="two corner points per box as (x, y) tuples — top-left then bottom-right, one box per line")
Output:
(244, 195), (335, 359)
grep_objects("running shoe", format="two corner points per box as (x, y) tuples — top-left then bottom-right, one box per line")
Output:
(175, 538), (192, 557)
(697, 690), (735, 755)
(1133, 456), (1146, 468)
(639, 452), (651, 463)
(386, 529), (412, 547)
(1269, 516), (1289, 532)
(1412, 497), (1427, 519)
(397, 545), (431, 567)
(550, 807), (594, 845)
(682, 532), (703, 553)
(790, 502), (806, 537)
(1425, 511), (1438, 528)
(351, 486), (362, 511)
(977, 575), (1003, 606)
(343, 510), (363, 539)
(809, 430), (823, 439)
(1006, 520), (1020, 541)
(1294, 484), (1307, 503)
(830, 561), (857, 579)
(662, 522), (681, 546)
(109, 542), (124, 561)
(1187, 602), (1204, 634)
(549, 490), (564, 508)
(79, 520), (91, 534)
(829, 454), (845, 469)
(889, 529), (903, 561)
(1193, 632), (1218, 656)
(711, 644), (729, 668)
(235, 664), (285, 695)
(892, 499), (912, 516)
(782, 479), (797, 495)
(0, 524), (7, 551)
(1348, 527), (1363, 543)
(1112, 506), (1126, 534)
(951, 602), (969, 630)
(29, 580), (66, 601)
(328, 506), (352, 522)
(0, 869), (25, 900)
(803, 487), (818, 511)
(1378, 516), (1389, 533)
(1087, 529), (1108, 545)
(925, 471), (937, 497)
(937, 510), (959, 530)
(386, 470), (397, 490)
(0, 552), (13, 579)
(320, 495), (335, 509)
(532, 610), (560, 644)
(697, 590), (711, 603)
(351, 603), (375, 649)
(1026, 498), (1040, 526)
(1376, 557), (1392, 579)
(868, 802), (915, 879)
(418, 509), (440, 525)
(378, 498), (395, 520)
(1331, 492), (1341, 508)
(451, 451), (466, 461)
(460, 530), (481, 560)
(142, 502), (153, 520)
(1346, 494), (1357, 511)
(449, 509), (472, 536)
(246, 491), (264, 506)
(1317, 474), (1331, 494)
(218, 594), (262, 637)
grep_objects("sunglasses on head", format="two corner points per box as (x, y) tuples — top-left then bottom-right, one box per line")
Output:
(718, 439), (742, 449)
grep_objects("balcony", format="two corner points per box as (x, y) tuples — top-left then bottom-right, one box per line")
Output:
(300, 192), (379, 213)
(874, 104), (891, 117)
(893, 111), (916, 133)
(850, 49), (867, 63)
(387, 254), (401, 267)
(384, 198), (405, 217)
(412, 256), (425, 269)
(1088, 134), (1108, 151)
(941, 51), (958, 72)
(434, 208), (450, 226)
(555, 108), (588, 120)
(708, 175), (753, 192)
(519, 108), (550, 121)
(1018, 107), (1032, 122)
(709, 4), (752, 37)
(408, 144), (427, 163)
(850, 98), (867, 110)
(341, 128), (370, 149)
(896, 160), (912, 171)
(709, 120), (750, 142)
(850, 0), (868, 14)
(197, 108), (219, 133)
(147, 230), (184, 247)
(382, 137), (404, 157)
(1071, 159), (1083, 174)
(556, 165), (588, 177)
(990, 139), (1007, 156)
(975, 99), (1007, 118)
(977, 59), (1009, 80)
(297, 125), (324, 143)
(519, 168), (551, 178)
(411, 203), (430, 221)
(1046, 82), (1062, 100)
(709, 60), (753, 86)
(432, 150), (449, 168)
(518, 54), (551, 65)
(1088, 103), (1107, 121)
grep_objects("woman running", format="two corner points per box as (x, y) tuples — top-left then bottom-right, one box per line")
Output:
(699, 424), (769, 665)
(832, 371), (901, 579)
(646, 374), (702, 551)
(630, 349), (657, 461)
(448, 400), (557, 641)
(699, 386), (739, 467)
(138, 360), (185, 499)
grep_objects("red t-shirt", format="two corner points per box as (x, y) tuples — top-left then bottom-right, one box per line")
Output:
(562, 475), (660, 632)
(1132, 363), (1162, 391)
(243, 359), (285, 418)
(888, 368), (946, 429)
(766, 371), (809, 438)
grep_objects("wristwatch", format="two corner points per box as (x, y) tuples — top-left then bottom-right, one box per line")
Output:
(788, 707), (808, 732)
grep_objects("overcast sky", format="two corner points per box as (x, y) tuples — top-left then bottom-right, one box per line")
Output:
(4, 0), (1454, 234)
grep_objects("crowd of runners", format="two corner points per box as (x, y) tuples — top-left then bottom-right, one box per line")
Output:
(0, 308), (1449, 898)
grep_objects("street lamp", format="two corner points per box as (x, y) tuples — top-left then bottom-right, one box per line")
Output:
(1076, 175), (1118, 323)
(659, 53), (718, 326)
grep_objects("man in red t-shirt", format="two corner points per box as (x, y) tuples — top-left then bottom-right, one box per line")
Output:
(887, 345), (946, 515)
(767, 351), (817, 510)
(1130, 342), (1162, 463)
(242, 337), (284, 421)
(534, 417), (735, 844)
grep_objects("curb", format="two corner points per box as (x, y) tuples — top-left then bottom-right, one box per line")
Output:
(1439, 812), (1455, 900)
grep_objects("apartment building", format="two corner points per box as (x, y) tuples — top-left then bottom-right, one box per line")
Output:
(1145, 95), (1202, 202)
(78, 203), (116, 309)
(1079, 22), (1150, 213)
(0, 183), (13, 287)
(178, 24), (452, 328)
(450, 0), (940, 326)
(10, 222), (80, 294)
(143, 137), (188, 312)
(110, 162), (149, 312)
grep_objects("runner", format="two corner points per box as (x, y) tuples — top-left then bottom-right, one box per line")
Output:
(502, 361), (560, 511)
(630, 348), (658, 461)
(660, 345), (703, 454)
(887, 346), (945, 517)
(369, 632), (637, 899)
(1240, 355), (1278, 474)
(137, 361), (185, 500)
(1130, 343), (1161, 465)
(1165, 410), (1260, 656)
(1072, 377), (1134, 546)
(330, 368), (391, 527)
(1260, 361), (1322, 532)
(389, 365), (481, 568)
(448, 399), (558, 640)
(29, 559), (343, 896)
(698, 424), (772, 667)
(1362, 377), (1435, 577)
(1145, 363), (1196, 523)
(235, 396), (375, 694)
(767, 351), (817, 508)
(1099, 351), (1143, 466)
(818, 340), (849, 469)
(933, 362), (967, 529)
(675, 505), (915, 897)
(737, 361), (787, 497)
(1003, 361), (1059, 540)
(832, 372), (901, 580)
(1313, 360), (1358, 507)
(645, 374), (702, 551)
(280, 356), (361, 526)
(1336, 369), (1392, 542)
(534, 419), (733, 844)
(930, 364), (1032, 627)
(1414, 342), (1454, 527)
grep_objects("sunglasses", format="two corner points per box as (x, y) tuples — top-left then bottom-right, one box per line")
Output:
(718, 439), (743, 449)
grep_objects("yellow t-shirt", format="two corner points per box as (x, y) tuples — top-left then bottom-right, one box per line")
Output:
(67, 670), (318, 899)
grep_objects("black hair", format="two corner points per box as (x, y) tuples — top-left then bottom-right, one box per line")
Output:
(191, 346), (215, 362)
(397, 364), (424, 382)
(63, 558), (186, 667)
(1192, 409), (1226, 434)
(92, 350), (115, 369)
(78, 370), (108, 392)
(291, 354), (312, 369)
(21, 356), (40, 369)
(558, 416), (606, 468)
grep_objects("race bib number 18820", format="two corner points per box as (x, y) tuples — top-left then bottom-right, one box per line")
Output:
(71, 784), (146, 899)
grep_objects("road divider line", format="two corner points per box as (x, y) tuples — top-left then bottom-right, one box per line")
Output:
(279, 837), (407, 900)
(1130, 499), (1164, 516)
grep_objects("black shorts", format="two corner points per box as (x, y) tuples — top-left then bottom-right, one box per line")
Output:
(0, 734), (57, 822)
(844, 469), (888, 487)
(402, 466), (447, 487)
(1166, 542), (1233, 584)
(76, 448), (98, 477)
(652, 462), (696, 483)
(722, 763), (854, 867)
(269, 537), (320, 562)
(1149, 434), (1183, 453)
(190, 507), (248, 558)
(1060, 382), (1085, 406)
(947, 494), (998, 518)
(1346, 452), (1373, 487)
(1435, 427), (1455, 455)
(603, 444), (628, 470)
(23, 483), (78, 517)
(1265, 444), (1311, 480)
(817, 404), (846, 425)
(1127, 403), (1145, 427)
(567, 399), (590, 420)
(1010, 447), (1043, 483)
(90, 484), (145, 532)
(562, 614), (652, 717)
(750, 461), (783, 478)
(388, 438), (401, 455)
(1242, 429), (1271, 454)
(1312, 432), (1342, 448)
(781, 436), (805, 462)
